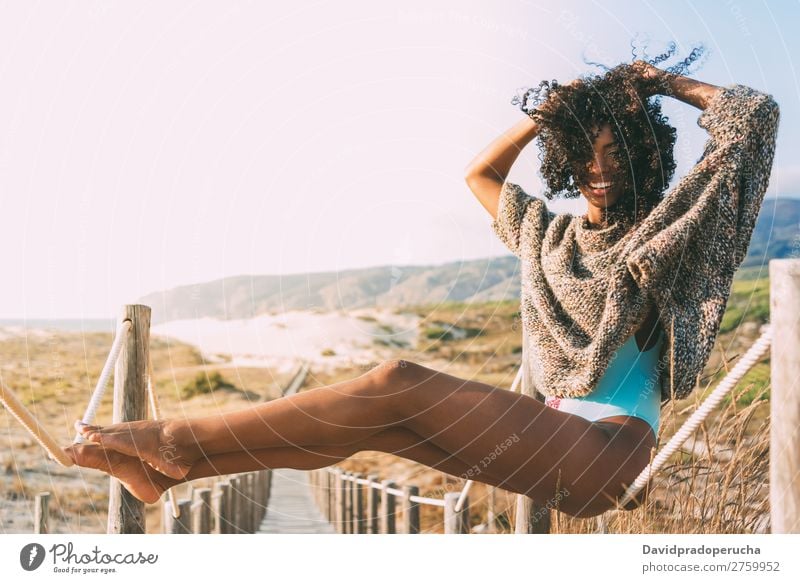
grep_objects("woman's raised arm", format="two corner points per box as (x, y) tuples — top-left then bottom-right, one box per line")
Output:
(463, 116), (541, 220)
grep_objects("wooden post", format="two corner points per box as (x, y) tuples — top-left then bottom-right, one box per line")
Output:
(334, 469), (345, 533)
(257, 470), (267, 525)
(513, 332), (552, 534)
(245, 473), (254, 533)
(514, 495), (551, 534)
(486, 486), (497, 533)
(770, 259), (800, 533)
(351, 472), (364, 533)
(366, 473), (380, 533)
(444, 492), (469, 534)
(343, 471), (352, 534)
(213, 481), (230, 534)
(402, 485), (420, 534)
(192, 488), (212, 534)
(34, 492), (50, 534)
(380, 479), (397, 534)
(107, 305), (150, 534)
(250, 472), (260, 532)
(327, 470), (335, 523)
(164, 499), (192, 534)
(230, 475), (241, 533)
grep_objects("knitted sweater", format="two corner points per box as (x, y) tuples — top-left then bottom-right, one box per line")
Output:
(491, 83), (780, 403)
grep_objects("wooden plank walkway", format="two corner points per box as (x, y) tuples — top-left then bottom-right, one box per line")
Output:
(257, 468), (336, 534)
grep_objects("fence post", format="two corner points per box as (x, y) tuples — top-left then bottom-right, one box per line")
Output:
(327, 470), (334, 523)
(444, 492), (469, 534)
(380, 479), (397, 534)
(351, 472), (364, 533)
(402, 485), (420, 534)
(513, 333), (552, 534)
(486, 486), (496, 533)
(515, 495), (550, 534)
(231, 475), (242, 533)
(770, 259), (800, 534)
(34, 492), (50, 534)
(107, 305), (150, 534)
(164, 499), (192, 534)
(192, 487), (212, 534)
(246, 473), (255, 533)
(213, 481), (231, 534)
(366, 473), (380, 533)
(258, 470), (268, 525)
(334, 469), (345, 533)
(343, 471), (353, 534)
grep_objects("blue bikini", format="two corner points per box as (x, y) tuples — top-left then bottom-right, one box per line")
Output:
(544, 329), (664, 438)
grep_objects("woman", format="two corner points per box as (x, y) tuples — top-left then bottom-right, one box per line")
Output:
(63, 59), (780, 520)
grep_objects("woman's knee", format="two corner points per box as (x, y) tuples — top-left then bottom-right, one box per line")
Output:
(366, 359), (422, 392)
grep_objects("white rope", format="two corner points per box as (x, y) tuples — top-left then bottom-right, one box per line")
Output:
(454, 364), (525, 513)
(72, 319), (132, 444)
(616, 323), (772, 509)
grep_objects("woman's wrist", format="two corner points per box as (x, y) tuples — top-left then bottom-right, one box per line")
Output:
(661, 73), (722, 111)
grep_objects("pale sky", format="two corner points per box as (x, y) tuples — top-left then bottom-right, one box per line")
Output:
(1, 0), (797, 318)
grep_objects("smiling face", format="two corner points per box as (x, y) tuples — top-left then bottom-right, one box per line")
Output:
(574, 122), (626, 213)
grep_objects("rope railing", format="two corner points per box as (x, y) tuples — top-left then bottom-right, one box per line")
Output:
(73, 318), (133, 444)
(614, 322), (772, 510)
(0, 318), (134, 467)
(308, 466), (471, 533)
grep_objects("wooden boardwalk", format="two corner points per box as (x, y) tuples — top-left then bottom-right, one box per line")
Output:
(257, 468), (335, 534)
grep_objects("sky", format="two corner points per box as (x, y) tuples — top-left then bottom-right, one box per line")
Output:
(0, 0), (797, 318)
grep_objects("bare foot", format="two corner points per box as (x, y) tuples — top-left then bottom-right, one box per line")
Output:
(62, 442), (179, 504)
(74, 418), (200, 480)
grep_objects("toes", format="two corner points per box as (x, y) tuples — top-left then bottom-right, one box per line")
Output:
(63, 443), (107, 471)
(74, 420), (101, 433)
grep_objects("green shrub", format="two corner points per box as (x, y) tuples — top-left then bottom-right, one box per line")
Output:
(424, 326), (453, 341)
(181, 371), (237, 399)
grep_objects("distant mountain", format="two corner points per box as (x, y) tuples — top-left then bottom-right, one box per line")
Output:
(741, 197), (800, 267)
(139, 197), (799, 325)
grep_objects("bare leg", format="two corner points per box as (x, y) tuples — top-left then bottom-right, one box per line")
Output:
(75, 365), (400, 479)
(75, 359), (656, 517)
(63, 426), (514, 504)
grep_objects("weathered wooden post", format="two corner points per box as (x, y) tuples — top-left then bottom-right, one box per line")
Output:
(343, 471), (353, 534)
(486, 486), (497, 533)
(213, 481), (231, 534)
(351, 472), (365, 533)
(192, 487), (212, 533)
(515, 336), (552, 534)
(231, 475), (242, 533)
(333, 468), (344, 533)
(34, 492), (50, 534)
(770, 258), (800, 534)
(444, 492), (469, 534)
(402, 485), (420, 534)
(327, 470), (334, 522)
(259, 470), (269, 523)
(245, 473), (254, 532)
(107, 305), (150, 534)
(380, 479), (397, 534)
(164, 499), (192, 534)
(366, 473), (380, 533)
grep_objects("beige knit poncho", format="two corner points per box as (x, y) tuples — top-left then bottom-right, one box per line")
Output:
(491, 83), (780, 404)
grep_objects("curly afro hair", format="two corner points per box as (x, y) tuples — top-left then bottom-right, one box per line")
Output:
(511, 41), (707, 224)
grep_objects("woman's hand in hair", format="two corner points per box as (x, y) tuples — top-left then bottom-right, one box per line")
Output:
(628, 60), (672, 98)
